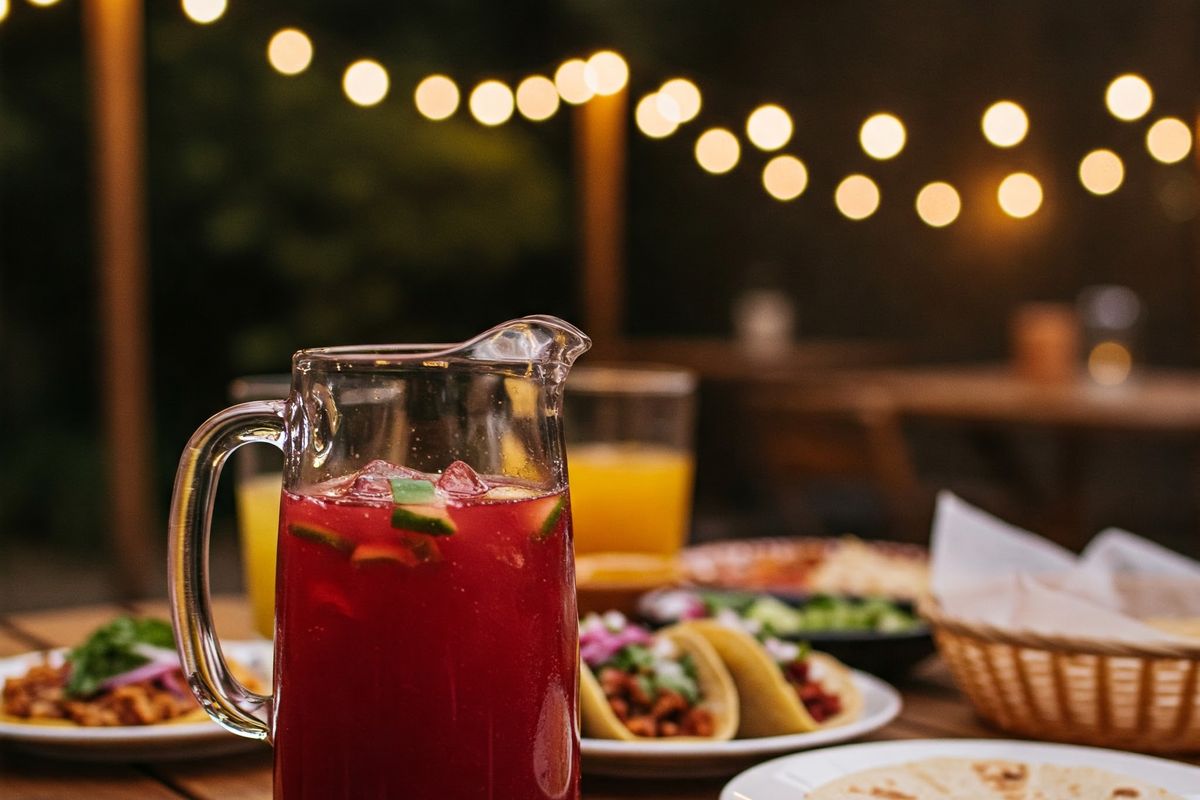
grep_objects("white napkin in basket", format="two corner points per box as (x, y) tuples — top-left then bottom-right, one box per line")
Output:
(930, 492), (1200, 644)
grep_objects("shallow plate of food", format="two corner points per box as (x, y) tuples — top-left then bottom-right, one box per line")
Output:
(0, 616), (271, 761)
(578, 611), (901, 778)
(720, 738), (1200, 799)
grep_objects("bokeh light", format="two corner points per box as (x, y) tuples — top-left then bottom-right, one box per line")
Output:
(414, 75), (460, 121)
(982, 101), (1028, 147)
(554, 60), (594, 105)
(0, 0), (9, 20)
(515, 76), (559, 121)
(1146, 117), (1192, 164)
(998, 172), (1043, 218)
(267, 29), (313, 76)
(181, 0), (226, 24)
(1088, 341), (1133, 386)
(655, 93), (682, 124)
(860, 114), (906, 159)
(635, 93), (678, 138)
(1106, 74), (1153, 121)
(695, 128), (740, 174)
(27, 0), (57, 6)
(343, 60), (389, 107)
(762, 156), (808, 201)
(469, 81), (515, 126)
(835, 175), (880, 220)
(1079, 150), (1124, 195)
(746, 105), (793, 151)
(915, 182), (961, 227)
(583, 51), (628, 96)
(659, 79), (701, 123)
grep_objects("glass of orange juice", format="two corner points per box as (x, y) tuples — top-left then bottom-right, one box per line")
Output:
(564, 365), (697, 559)
(228, 374), (290, 638)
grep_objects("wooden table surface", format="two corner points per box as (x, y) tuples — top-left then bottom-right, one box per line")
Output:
(2, 597), (1198, 799)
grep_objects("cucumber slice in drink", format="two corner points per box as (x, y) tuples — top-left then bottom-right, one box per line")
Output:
(390, 478), (437, 504)
(391, 505), (457, 536)
(352, 542), (419, 566)
(289, 522), (354, 553)
(531, 495), (566, 541)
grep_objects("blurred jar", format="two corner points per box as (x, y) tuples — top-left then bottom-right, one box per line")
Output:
(1078, 285), (1140, 386)
(563, 365), (698, 558)
(1010, 302), (1080, 384)
(228, 374), (290, 638)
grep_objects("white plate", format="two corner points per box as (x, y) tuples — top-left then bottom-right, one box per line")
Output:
(721, 739), (1200, 800)
(581, 670), (901, 778)
(0, 640), (272, 762)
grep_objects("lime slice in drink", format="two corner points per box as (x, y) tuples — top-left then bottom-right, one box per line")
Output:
(289, 522), (354, 553)
(391, 504), (457, 536)
(529, 495), (566, 541)
(390, 478), (437, 504)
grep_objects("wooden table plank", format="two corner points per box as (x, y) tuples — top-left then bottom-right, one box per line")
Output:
(130, 595), (260, 643)
(146, 750), (272, 800)
(0, 748), (186, 800)
(0, 625), (40, 657)
(5, 604), (131, 648)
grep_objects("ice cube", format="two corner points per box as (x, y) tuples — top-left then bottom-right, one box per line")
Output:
(436, 461), (488, 498)
(340, 459), (425, 500)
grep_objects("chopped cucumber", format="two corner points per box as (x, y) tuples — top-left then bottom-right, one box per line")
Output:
(289, 522), (354, 553)
(744, 596), (806, 637)
(391, 505), (457, 536)
(390, 478), (436, 504)
(533, 496), (566, 541)
(352, 542), (418, 566)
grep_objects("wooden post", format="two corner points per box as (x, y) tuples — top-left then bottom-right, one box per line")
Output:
(82, 0), (155, 598)
(574, 87), (628, 357)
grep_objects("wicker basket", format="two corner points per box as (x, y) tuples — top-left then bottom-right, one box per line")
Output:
(921, 596), (1200, 753)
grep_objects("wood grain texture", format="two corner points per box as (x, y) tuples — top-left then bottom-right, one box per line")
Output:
(0, 749), (184, 800)
(147, 750), (273, 800)
(5, 604), (130, 648)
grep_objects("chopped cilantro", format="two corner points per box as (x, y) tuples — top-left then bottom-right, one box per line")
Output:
(65, 617), (176, 698)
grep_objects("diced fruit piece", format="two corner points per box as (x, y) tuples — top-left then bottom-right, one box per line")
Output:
(390, 478), (436, 504)
(391, 504), (457, 536)
(352, 542), (419, 566)
(289, 522), (354, 553)
(400, 532), (444, 563)
(529, 495), (566, 541)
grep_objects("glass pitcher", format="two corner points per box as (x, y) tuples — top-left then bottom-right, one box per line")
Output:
(169, 316), (590, 800)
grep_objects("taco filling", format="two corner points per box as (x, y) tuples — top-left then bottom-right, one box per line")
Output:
(760, 636), (842, 723)
(579, 612), (737, 740)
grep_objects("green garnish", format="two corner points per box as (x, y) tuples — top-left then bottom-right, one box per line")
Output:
(390, 478), (436, 504)
(289, 522), (355, 553)
(533, 496), (566, 541)
(65, 617), (175, 698)
(391, 506), (457, 536)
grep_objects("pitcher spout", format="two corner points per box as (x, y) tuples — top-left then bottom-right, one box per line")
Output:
(462, 315), (591, 383)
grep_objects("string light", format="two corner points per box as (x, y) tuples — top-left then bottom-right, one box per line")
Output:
(469, 81), (515, 126)
(635, 93), (678, 138)
(181, 0), (226, 24)
(1106, 74), (1152, 121)
(1146, 117), (1192, 164)
(27, 0), (60, 6)
(982, 101), (1028, 147)
(835, 175), (880, 220)
(583, 51), (628, 96)
(659, 79), (701, 123)
(0, 0), (9, 21)
(515, 76), (559, 121)
(654, 93), (681, 124)
(998, 172), (1043, 218)
(762, 156), (808, 201)
(554, 60), (593, 105)
(343, 60), (389, 107)
(1079, 150), (1123, 195)
(695, 128), (740, 174)
(746, 105), (793, 151)
(415, 75), (460, 121)
(860, 113), (905, 159)
(267, 29), (313, 76)
(915, 182), (961, 227)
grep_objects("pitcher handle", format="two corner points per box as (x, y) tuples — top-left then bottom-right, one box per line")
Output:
(168, 400), (287, 740)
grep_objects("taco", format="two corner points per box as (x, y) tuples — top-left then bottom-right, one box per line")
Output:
(679, 618), (862, 738)
(578, 612), (739, 741)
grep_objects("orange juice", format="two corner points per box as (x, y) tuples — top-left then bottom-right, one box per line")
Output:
(235, 471), (282, 638)
(567, 442), (694, 556)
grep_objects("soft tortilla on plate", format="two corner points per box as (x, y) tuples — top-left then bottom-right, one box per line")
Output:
(807, 763), (954, 799)
(678, 619), (862, 738)
(1028, 765), (1185, 800)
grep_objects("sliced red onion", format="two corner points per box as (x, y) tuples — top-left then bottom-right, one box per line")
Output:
(99, 659), (180, 691)
(579, 623), (655, 667)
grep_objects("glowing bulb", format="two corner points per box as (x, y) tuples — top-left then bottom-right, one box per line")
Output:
(1088, 341), (1133, 386)
(835, 175), (880, 220)
(343, 60), (389, 107)
(554, 59), (593, 105)
(583, 51), (628, 96)
(655, 93), (682, 123)
(1106, 74), (1152, 121)
(860, 113), (905, 159)
(469, 81), (515, 126)
(998, 173), (1043, 218)
(982, 101), (1028, 147)
(1079, 150), (1124, 195)
(659, 79), (701, 123)
(516, 76), (559, 121)
(267, 29), (313, 76)
(635, 93), (678, 138)
(746, 105), (793, 151)
(414, 75), (460, 121)
(762, 156), (808, 201)
(181, 0), (225, 24)
(1147, 117), (1192, 164)
(695, 128), (740, 174)
(0, 0), (9, 20)
(915, 182), (961, 227)
(27, 0), (57, 6)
